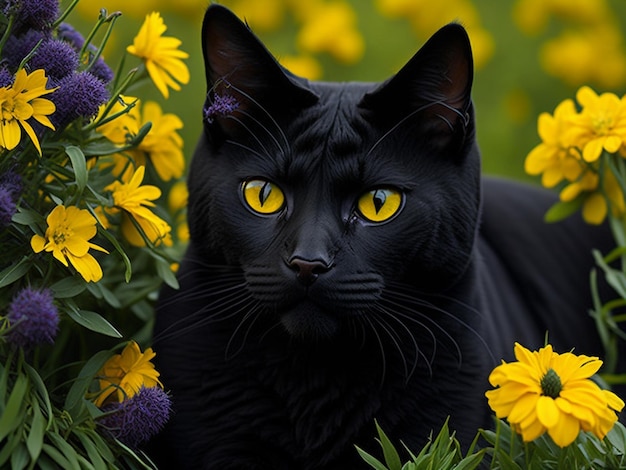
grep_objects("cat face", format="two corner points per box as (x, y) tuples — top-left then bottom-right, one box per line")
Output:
(187, 5), (481, 340)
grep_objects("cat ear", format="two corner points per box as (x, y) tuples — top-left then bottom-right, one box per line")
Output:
(359, 23), (473, 152)
(201, 5), (318, 136)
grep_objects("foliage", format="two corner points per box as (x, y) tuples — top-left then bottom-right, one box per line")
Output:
(0, 0), (188, 467)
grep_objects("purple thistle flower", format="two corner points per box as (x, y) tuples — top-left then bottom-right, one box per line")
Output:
(6, 287), (59, 349)
(0, 187), (16, 228)
(203, 93), (240, 124)
(0, 68), (13, 88)
(4, 30), (50, 70)
(50, 71), (109, 128)
(14, 0), (59, 32)
(98, 386), (172, 449)
(57, 23), (114, 84)
(28, 38), (79, 80)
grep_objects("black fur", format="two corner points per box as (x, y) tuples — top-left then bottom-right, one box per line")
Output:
(150, 5), (618, 468)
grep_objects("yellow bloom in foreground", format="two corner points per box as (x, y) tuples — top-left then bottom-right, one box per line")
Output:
(95, 341), (162, 406)
(0, 69), (56, 155)
(105, 166), (172, 247)
(565, 86), (626, 163)
(486, 343), (624, 447)
(30, 205), (108, 282)
(127, 12), (190, 99)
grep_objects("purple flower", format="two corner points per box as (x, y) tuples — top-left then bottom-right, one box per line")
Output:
(0, 68), (13, 88)
(14, 0), (59, 32)
(98, 386), (172, 448)
(0, 188), (16, 227)
(27, 39), (79, 80)
(57, 23), (114, 84)
(203, 93), (240, 124)
(50, 71), (109, 128)
(6, 287), (59, 349)
(4, 30), (50, 70)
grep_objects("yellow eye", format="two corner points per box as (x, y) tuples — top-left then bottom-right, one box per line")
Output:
(357, 188), (403, 223)
(242, 179), (285, 214)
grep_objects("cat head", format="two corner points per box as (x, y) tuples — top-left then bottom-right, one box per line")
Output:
(187, 4), (480, 340)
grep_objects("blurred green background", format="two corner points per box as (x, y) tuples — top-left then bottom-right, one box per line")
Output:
(66, 0), (626, 182)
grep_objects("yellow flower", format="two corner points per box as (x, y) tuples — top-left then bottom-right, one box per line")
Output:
(296, 2), (364, 64)
(30, 205), (108, 282)
(105, 165), (172, 247)
(127, 12), (190, 99)
(565, 86), (626, 163)
(524, 99), (583, 188)
(0, 69), (56, 155)
(95, 341), (162, 406)
(97, 98), (184, 181)
(486, 342), (624, 447)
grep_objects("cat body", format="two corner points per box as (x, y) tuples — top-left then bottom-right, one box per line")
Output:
(151, 5), (616, 469)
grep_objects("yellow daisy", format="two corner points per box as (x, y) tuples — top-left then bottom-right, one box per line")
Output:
(0, 68), (56, 155)
(565, 86), (626, 163)
(486, 342), (624, 447)
(97, 98), (185, 181)
(127, 12), (190, 99)
(105, 165), (172, 247)
(30, 205), (108, 282)
(524, 99), (583, 188)
(95, 341), (162, 406)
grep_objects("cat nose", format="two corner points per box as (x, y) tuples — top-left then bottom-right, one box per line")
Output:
(288, 257), (331, 286)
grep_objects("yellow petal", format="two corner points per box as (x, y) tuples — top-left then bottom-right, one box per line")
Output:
(547, 411), (580, 448)
(536, 396), (560, 428)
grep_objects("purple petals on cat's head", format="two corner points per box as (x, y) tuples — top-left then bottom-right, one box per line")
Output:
(203, 93), (239, 124)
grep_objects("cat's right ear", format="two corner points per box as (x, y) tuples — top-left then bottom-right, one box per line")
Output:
(201, 4), (318, 139)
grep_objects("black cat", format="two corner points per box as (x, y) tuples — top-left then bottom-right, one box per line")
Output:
(150, 5), (617, 469)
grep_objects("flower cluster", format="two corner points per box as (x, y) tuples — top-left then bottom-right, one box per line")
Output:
(525, 86), (626, 225)
(0, 0), (187, 466)
(486, 342), (624, 448)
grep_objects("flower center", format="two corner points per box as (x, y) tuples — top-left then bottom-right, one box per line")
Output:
(540, 368), (562, 398)
(52, 225), (71, 247)
(592, 114), (614, 135)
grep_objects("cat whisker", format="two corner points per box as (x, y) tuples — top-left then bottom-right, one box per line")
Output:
(222, 81), (291, 155)
(225, 300), (263, 360)
(362, 315), (387, 388)
(370, 307), (424, 382)
(154, 280), (251, 342)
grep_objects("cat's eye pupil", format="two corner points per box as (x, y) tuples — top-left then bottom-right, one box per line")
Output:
(357, 188), (402, 223)
(372, 190), (386, 214)
(259, 181), (272, 207)
(242, 179), (285, 215)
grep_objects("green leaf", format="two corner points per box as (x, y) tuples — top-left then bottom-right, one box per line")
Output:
(0, 256), (31, 288)
(42, 443), (73, 470)
(544, 198), (582, 223)
(10, 442), (29, 470)
(11, 207), (43, 227)
(65, 307), (122, 338)
(65, 145), (88, 193)
(0, 373), (29, 441)
(64, 349), (112, 415)
(355, 446), (389, 470)
(75, 431), (108, 470)
(98, 228), (132, 282)
(374, 420), (402, 470)
(50, 276), (87, 298)
(47, 432), (81, 470)
(156, 256), (179, 289)
(26, 400), (46, 462)
(23, 363), (54, 428)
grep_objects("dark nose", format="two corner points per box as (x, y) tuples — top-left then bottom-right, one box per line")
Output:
(289, 258), (330, 286)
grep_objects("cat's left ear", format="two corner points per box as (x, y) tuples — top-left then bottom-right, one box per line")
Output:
(360, 23), (473, 153)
